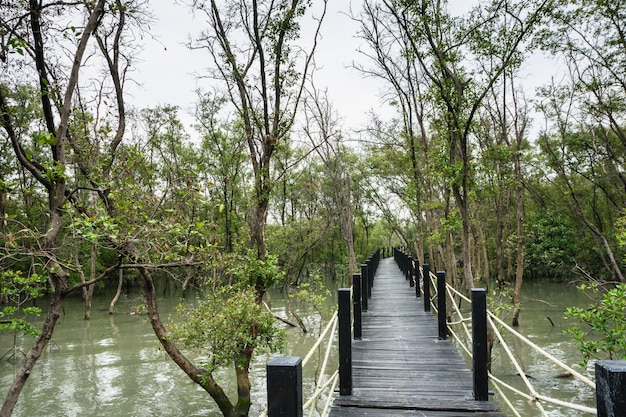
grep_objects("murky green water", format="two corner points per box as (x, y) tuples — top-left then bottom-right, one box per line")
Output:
(0, 278), (601, 416)
(473, 281), (597, 416)
(0, 289), (337, 417)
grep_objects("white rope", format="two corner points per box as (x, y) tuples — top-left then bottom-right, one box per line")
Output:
(448, 325), (472, 357)
(446, 278), (596, 416)
(489, 373), (536, 401)
(302, 310), (338, 367)
(534, 393), (597, 414)
(447, 317), (472, 326)
(488, 315), (549, 416)
(306, 312), (339, 417)
(259, 311), (338, 417)
(446, 283), (471, 303)
(318, 313), (337, 383)
(321, 372), (339, 416)
(489, 375), (523, 417)
(443, 282), (522, 417)
(446, 284), (472, 340)
(488, 312), (595, 389)
(443, 282), (595, 389)
(303, 369), (339, 409)
(488, 373), (597, 415)
(426, 273), (437, 311)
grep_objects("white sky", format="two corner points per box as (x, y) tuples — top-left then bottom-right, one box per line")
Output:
(128, 1), (390, 134)
(128, 1), (556, 138)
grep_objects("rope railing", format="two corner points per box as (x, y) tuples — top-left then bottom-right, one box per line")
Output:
(259, 311), (339, 417)
(262, 248), (382, 417)
(434, 272), (597, 415)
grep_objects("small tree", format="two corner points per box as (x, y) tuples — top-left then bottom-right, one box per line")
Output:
(565, 283), (626, 366)
(0, 270), (46, 361)
(170, 250), (286, 417)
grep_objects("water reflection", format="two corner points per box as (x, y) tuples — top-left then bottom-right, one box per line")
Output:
(0, 289), (334, 417)
(1, 280), (595, 416)
(483, 281), (597, 416)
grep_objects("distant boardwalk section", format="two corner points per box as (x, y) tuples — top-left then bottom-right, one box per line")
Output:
(329, 257), (506, 417)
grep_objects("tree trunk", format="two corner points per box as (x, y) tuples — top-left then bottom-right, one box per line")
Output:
(512, 153), (525, 326)
(233, 346), (253, 417)
(128, 244), (249, 417)
(81, 243), (96, 320)
(0, 292), (64, 416)
(453, 184), (474, 291)
(109, 269), (123, 314)
(336, 174), (357, 278)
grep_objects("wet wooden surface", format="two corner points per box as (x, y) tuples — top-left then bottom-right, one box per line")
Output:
(329, 257), (506, 417)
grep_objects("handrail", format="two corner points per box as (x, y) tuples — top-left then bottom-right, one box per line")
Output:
(488, 311), (595, 388)
(444, 281), (596, 389)
(259, 310), (338, 417)
(302, 310), (338, 367)
(435, 272), (597, 415)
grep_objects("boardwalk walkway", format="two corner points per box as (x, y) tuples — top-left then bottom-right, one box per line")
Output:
(329, 257), (506, 417)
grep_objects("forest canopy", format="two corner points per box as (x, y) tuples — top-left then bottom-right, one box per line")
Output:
(1, 0), (626, 416)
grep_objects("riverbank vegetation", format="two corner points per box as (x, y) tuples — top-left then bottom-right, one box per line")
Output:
(1, 0), (626, 415)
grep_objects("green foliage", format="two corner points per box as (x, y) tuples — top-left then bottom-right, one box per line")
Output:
(616, 214), (626, 262)
(524, 212), (578, 279)
(33, 131), (57, 147)
(227, 250), (285, 290)
(70, 213), (120, 244)
(488, 280), (513, 319)
(129, 303), (148, 316)
(170, 287), (285, 373)
(291, 272), (333, 319)
(0, 270), (47, 337)
(2, 37), (29, 57)
(564, 283), (626, 366)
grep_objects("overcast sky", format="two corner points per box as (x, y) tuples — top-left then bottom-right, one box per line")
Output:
(128, 1), (555, 137)
(128, 1), (390, 134)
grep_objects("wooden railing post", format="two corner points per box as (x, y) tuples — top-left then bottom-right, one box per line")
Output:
(596, 360), (626, 416)
(365, 258), (374, 298)
(374, 248), (380, 273)
(338, 288), (352, 395)
(472, 288), (489, 401)
(267, 356), (303, 417)
(437, 271), (447, 340)
(403, 252), (408, 281)
(423, 263), (431, 312)
(414, 258), (421, 298)
(366, 258), (372, 288)
(353, 273), (362, 340)
(408, 256), (414, 287)
(361, 263), (369, 311)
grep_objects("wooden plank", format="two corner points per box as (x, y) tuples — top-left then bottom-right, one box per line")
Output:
(333, 395), (502, 411)
(329, 407), (506, 417)
(329, 256), (506, 417)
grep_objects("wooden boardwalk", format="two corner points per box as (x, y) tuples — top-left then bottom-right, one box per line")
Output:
(329, 257), (506, 417)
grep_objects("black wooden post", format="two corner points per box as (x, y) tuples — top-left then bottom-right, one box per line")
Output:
(596, 360), (626, 417)
(437, 271), (447, 340)
(367, 258), (374, 292)
(408, 256), (414, 287)
(375, 248), (380, 271)
(338, 288), (352, 395)
(414, 258), (421, 298)
(267, 356), (303, 417)
(353, 274), (362, 340)
(403, 252), (409, 281)
(361, 263), (369, 311)
(472, 288), (489, 401)
(423, 263), (431, 312)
